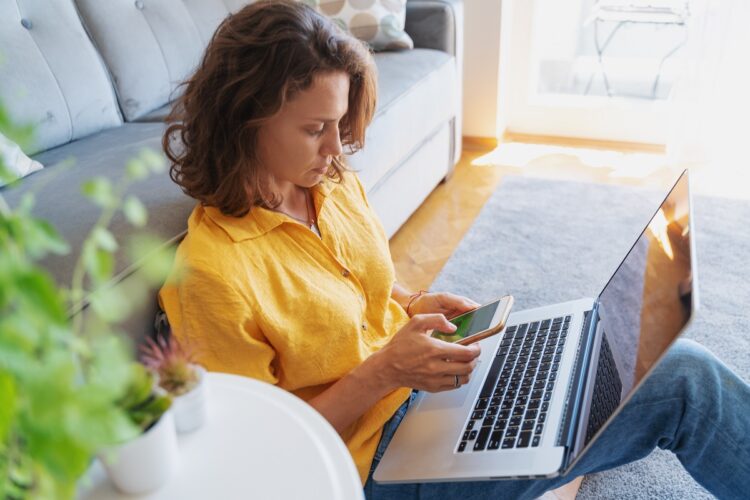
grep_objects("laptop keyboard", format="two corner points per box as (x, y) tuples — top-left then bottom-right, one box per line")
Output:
(457, 315), (571, 453)
(584, 333), (623, 445)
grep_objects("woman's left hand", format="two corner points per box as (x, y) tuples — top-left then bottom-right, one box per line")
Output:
(409, 292), (480, 320)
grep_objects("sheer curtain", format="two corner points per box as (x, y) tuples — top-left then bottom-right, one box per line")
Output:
(666, 0), (750, 171)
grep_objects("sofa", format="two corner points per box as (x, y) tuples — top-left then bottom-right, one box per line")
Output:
(0, 0), (464, 345)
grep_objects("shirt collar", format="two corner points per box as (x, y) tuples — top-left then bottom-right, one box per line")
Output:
(203, 177), (338, 242)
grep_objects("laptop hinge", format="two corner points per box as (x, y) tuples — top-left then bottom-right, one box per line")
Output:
(557, 301), (600, 470)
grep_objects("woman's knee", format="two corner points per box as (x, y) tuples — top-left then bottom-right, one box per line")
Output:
(651, 338), (722, 406)
(660, 338), (716, 372)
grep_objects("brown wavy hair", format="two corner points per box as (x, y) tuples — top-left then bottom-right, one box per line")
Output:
(162, 0), (378, 217)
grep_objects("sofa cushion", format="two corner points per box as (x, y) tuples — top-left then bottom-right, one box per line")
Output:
(0, 0), (122, 154)
(74, 0), (205, 122)
(135, 103), (174, 123)
(349, 48), (456, 191)
(2, 123), (195, 290)
(181, 0), (233, 45)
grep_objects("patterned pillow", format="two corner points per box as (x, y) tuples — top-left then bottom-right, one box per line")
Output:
(305, 0), (413, 51)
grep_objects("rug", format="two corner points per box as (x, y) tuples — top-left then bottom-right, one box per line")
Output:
(430, 174), (750, 499)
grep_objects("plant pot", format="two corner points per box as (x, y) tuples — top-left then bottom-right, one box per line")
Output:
(173, 364), (208, 434)
(99, 409), (179, 494)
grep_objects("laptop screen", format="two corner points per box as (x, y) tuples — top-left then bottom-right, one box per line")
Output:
(586, 170), (696, 446)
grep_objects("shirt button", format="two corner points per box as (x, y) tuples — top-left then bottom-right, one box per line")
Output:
(341, 268), (350, 278)
(361, 323), (368, 330)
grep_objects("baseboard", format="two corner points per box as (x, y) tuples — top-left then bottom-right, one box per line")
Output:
(463, 135), (498, 151)
(502, 131), (665, 154)
(461, 132), (665, 155)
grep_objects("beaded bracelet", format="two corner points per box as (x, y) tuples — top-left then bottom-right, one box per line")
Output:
(406, 289), (428, 317)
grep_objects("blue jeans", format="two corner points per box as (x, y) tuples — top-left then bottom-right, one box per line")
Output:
(363, 339), (750, 499)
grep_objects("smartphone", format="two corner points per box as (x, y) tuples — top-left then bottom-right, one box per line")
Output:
(430, 295), (514, 345)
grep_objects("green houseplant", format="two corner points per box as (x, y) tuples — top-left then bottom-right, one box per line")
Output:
(98, 363), (177, 494)
(117, 363), (172, 433)
(141, 335), (208, 434)
(0, 101), (176, 498)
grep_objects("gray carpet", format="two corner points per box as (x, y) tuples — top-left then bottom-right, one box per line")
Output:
(430, 174), (750, 499)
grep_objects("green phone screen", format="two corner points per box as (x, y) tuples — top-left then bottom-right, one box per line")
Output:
(431, 300), (501, 343)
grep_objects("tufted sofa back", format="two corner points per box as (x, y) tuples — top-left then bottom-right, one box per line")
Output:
(73, 0), (209, 121)
(0, 0), (122, 154)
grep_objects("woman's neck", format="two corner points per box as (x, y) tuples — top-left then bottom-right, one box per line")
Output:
(271, 178), (311, 222)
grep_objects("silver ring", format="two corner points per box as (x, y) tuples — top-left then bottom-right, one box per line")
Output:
(454, 375), (460, 388)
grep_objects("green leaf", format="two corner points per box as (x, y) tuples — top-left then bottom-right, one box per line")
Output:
(114, 365), (172, 430)
(129, 393), (171, 431)
(0, 167), (16, 185)
(18, 192), (35, 213)
(0, 114), (35, 151)
(88, 285), (130, 323)
(81, 177), (115, 208)
(27, 218), (70, 256)
(118, 364), (154, 411)
(127, 234), (176, 285)
(91, 227), (118, 252)
(122, 195), (147, 227)
(0, 372), (17, 442)
(83, 243), (114, 285)
(140, 148), (166, 174)
(84, 335), (133, 397)
(0, 314), (40, 359)
(16, 270), (67, 324)
(125, 158), (149, 181)
(24, 427), (91, 482)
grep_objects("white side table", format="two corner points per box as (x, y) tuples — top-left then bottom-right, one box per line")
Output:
(78, 372), (364, 500)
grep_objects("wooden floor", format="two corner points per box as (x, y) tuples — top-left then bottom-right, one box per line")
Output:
(389, 133), (732, 291)
(386, 133), (730, 499)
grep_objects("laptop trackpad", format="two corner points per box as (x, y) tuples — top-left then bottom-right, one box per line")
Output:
(415, 372), (479, 411)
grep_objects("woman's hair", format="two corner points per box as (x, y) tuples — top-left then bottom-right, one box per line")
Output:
(162, 0), (377, 217)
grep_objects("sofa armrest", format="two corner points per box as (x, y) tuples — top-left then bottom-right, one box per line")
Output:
(405, 0), (463, 59)
(405, 0), (464, 167)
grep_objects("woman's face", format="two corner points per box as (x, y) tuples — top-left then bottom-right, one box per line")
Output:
(257, 70), (349, 189)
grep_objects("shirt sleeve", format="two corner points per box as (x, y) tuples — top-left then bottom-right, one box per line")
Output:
(174, 263), (279, 385)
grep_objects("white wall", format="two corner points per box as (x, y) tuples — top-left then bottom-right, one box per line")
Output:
(461, 0), (504, 139)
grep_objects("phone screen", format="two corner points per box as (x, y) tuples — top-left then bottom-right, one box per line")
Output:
(431, 300), (501, 343)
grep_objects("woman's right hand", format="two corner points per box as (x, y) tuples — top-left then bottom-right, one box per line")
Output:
(370, 313), (482, 393)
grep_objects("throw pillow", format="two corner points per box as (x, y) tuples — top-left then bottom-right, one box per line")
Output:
(312, 0), (413, 50)
(0, 133), (43, 187)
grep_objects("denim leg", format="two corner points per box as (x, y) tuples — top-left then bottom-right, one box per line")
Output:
(364, 339), (750, 500)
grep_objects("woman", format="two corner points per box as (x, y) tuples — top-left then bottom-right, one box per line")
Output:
(158, 2), (750, 498)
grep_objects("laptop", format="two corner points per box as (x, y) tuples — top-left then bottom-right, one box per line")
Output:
(374, 170), (698, 483)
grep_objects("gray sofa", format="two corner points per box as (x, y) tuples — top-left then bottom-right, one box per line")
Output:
(0, 0), (464, 344)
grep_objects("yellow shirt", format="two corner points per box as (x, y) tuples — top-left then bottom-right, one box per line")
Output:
(158, 170), (412, 486)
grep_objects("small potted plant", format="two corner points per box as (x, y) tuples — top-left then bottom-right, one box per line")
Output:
(99, 363), (177, 495)
(140, 334), (208, 434)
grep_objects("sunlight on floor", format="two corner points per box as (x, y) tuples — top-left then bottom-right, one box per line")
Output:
(471, 142), (667, 180)
(469, 140), (750, 201)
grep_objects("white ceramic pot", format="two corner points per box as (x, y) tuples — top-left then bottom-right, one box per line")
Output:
(100, 409), (179, 494)
(173, 364), (208, 434)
